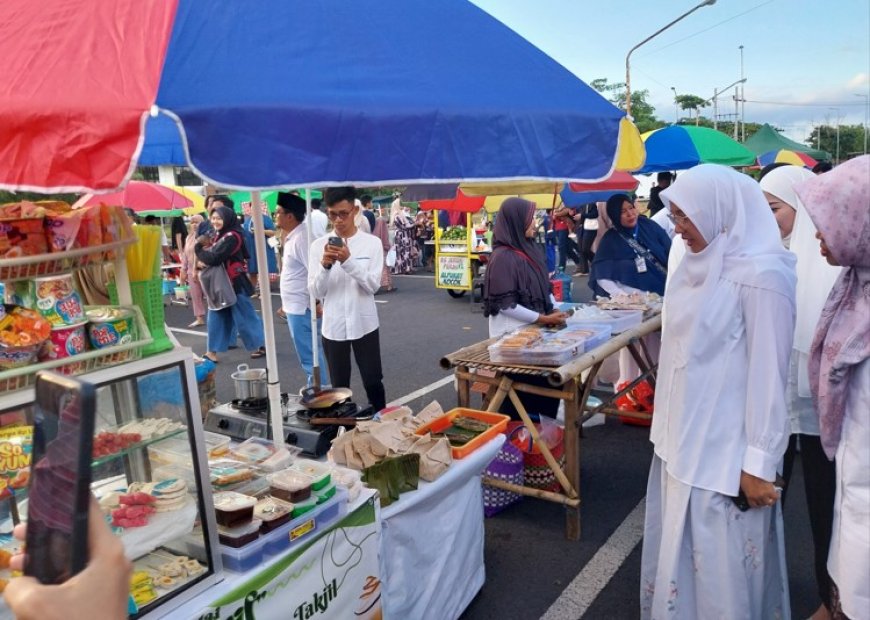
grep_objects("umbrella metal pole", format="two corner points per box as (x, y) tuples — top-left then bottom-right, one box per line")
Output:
(306, 190), (322, 391)
(250, 190), (284, 448)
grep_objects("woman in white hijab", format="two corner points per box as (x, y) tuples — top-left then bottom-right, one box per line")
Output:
(640, 165), (796, 619)
(760, 164), (841, 620)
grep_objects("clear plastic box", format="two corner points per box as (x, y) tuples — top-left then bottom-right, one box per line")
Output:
(290, 460), (331, 491)
(219, 537), (264, 572)
(261, 488), (348, 557)
(147, 431), (230, 468)
(488, 323), (612, 366)
(566, 305), (642, 333)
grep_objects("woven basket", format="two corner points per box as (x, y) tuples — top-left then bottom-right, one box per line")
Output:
(507, 421), (565, 493)
(482, 440), (524, 517)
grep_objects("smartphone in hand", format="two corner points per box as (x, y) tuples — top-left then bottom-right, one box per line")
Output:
(327, 236), (344, 248)
(24, 372), (96, 584)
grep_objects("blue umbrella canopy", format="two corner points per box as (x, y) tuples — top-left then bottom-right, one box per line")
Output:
(155, 0), (628, 189)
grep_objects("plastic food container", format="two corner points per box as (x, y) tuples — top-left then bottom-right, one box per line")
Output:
(291, 496), (318, 518)
(85, 307), (137, 348)
(290, 460), (331, 491)
(219, 537), (264, 572)
(0, 342), (40, 370)
(212, 491), (256, 528)
(32, 274), (85, 326)
(230, 437), (279, 463)
(566, 305), (642, 334)
(415, 408), (511, 459)
(254, 497), (294, 531)
(313, 482), (336, 504)
(209, 460), (254, 488)
(148, 432), (229, 469)
(260, 487), (348, 557)
(269, 470), (313, 502)
(218, 518), (262, 548)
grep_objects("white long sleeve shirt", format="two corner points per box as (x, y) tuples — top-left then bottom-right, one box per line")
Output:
(651, 279), (794, 495)
(280, 225), (310, 315)
(308, 231), (383, 341)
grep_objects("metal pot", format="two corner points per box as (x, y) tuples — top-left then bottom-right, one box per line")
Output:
(231, 364), (268, 400)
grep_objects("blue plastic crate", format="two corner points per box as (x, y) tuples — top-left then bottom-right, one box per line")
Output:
(219, 536), (265, 573)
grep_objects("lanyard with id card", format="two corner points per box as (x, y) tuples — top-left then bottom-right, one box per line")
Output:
(635, 256), (647, 273)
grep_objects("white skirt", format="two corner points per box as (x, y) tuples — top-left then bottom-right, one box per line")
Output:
(640, 456), (791, 619)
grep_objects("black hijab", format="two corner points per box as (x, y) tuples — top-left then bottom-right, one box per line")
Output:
(211, 205), (249, 258)
(483, 197), (552, 317)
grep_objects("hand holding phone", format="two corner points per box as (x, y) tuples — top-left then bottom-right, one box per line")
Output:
(24, 372), (96, 584)
(5, 498), (132, 619)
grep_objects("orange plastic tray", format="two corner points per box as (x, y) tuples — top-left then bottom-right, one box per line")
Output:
(415, 408), (510, 459)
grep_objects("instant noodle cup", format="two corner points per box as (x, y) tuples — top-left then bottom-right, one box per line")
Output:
(0, 305), (51, 349)
(32, 274), (84, 326)
(86, 307), (137, 349)
(40, 321), (88, 373)
(0, 343), (40, 370)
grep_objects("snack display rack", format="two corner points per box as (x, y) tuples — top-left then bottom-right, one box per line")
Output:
(0, 348), (223, 619)
(0, 238), (135, 282)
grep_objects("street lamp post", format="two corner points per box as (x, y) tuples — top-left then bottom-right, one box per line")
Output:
(671, 86), (679, 124)
(709, 78), (746, 131)
(829, 107), (840, 164)
(739, 45), (746, 141)
(857, 93), (869, 154)
(625, 0), (717, 118)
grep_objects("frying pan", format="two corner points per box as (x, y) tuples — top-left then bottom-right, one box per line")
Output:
(299, 386), (353, 410)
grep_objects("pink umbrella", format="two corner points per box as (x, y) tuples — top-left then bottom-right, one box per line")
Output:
(75, 181), (192, 212)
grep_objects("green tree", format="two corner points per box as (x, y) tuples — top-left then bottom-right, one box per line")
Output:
(674, 94), (708, 125)
(806, 124), (867, 162)
(591, 78), (666, 134)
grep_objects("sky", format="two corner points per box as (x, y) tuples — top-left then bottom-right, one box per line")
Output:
(470, 0), (870, 144)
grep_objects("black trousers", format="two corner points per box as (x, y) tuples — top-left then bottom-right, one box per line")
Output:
(577, 229), (596, 273)
(782, 433), (837, 609)
(322, 328), (387, 412)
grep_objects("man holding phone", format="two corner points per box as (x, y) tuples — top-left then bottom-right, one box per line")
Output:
(308, 187), (387, 411)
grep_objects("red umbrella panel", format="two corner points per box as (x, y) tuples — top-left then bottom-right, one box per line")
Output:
(75, 181), (193, 212)
(419, 190), (486, 213)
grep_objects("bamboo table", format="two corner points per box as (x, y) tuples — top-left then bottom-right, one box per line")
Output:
(440, 314), (662, 540)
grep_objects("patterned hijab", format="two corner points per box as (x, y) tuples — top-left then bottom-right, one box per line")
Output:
(795, 155), (870, 459)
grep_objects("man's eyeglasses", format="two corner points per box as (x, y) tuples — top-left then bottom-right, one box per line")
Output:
(666, 211), (691, 225)
(327, 209), (354, 221)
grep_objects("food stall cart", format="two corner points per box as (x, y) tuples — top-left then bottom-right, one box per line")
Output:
(440, 313), (662, 540)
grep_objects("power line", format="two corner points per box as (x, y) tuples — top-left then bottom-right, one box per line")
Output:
(744, 99), (866, 107)
(639, 0), (777, 57)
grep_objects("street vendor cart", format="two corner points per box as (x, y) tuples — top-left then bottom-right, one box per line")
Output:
(441, 312), (662, 540)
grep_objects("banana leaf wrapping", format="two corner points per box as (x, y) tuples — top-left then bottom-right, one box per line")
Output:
(362, 454), (421, 507)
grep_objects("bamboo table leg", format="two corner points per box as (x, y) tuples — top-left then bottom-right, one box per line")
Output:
(563, 377), (581, 540)
(456, 364), (470, 408)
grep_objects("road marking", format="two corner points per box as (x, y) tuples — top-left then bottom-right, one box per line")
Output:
(392, 274), (434, 279)
(387, 375), (454, 407)
(168, 327), (208, 338)
(540, 498), (646, 620)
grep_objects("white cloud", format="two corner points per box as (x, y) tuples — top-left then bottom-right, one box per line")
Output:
(847, 73), (870, 89)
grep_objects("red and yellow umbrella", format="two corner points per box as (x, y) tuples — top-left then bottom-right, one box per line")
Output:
(757, 149), (818, 169)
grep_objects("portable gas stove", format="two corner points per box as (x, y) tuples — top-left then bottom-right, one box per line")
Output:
(204, 395), (373, 457)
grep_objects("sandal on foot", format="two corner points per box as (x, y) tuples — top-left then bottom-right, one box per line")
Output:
(202, 353), (219, 364)
(188, 319), (205, 328)
(250, 347), (266, 359)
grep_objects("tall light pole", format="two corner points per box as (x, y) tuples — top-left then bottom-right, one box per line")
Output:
(625, 0), (717, 118)
(671, 86), (679, 124)
(857, 93), (869, 154)
(739, 45), (746, 141)
(709, 78), (746, 131)
(829, 107), (840, 164)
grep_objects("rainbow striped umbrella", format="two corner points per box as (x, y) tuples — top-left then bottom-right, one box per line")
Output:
(757, 149), (818, 169)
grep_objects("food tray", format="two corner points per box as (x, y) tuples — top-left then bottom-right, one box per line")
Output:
(0, 305), (152, 395)
(415, 408), (510, 459)
(488, 324), (612, 366)
(219, 536), (264, 572)
(0, 238), (135, 282)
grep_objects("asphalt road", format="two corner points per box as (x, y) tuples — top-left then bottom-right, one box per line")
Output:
(164, 271), (820, 620)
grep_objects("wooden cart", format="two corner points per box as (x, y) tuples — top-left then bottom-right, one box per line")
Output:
(440, 314), (662, 540)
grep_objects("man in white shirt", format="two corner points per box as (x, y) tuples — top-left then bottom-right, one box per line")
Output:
(275, 192), (329, 387)
(309, 187), (386, 411)
(309, 197), (329, 239)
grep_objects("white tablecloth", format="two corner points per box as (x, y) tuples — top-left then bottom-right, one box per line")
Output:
(379, 435), (505, 620)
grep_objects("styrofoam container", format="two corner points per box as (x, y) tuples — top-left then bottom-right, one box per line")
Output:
(261, 488), (347, 557)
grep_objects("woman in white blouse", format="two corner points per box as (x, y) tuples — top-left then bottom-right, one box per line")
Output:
(640, 165), (796, 619)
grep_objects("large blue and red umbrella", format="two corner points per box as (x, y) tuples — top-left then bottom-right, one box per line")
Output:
(0, 0), (641, 193)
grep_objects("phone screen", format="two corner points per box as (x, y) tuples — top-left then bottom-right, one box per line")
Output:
(25, 372), (95, 584)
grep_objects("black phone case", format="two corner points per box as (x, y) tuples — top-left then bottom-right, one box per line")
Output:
(26, 372), (96, 582)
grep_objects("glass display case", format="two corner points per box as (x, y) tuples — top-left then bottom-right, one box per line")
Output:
(0, 348), (222, 618)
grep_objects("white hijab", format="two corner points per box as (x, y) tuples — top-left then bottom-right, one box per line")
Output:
(659, 164), (796, 360)
(760, 165), (841, 355)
